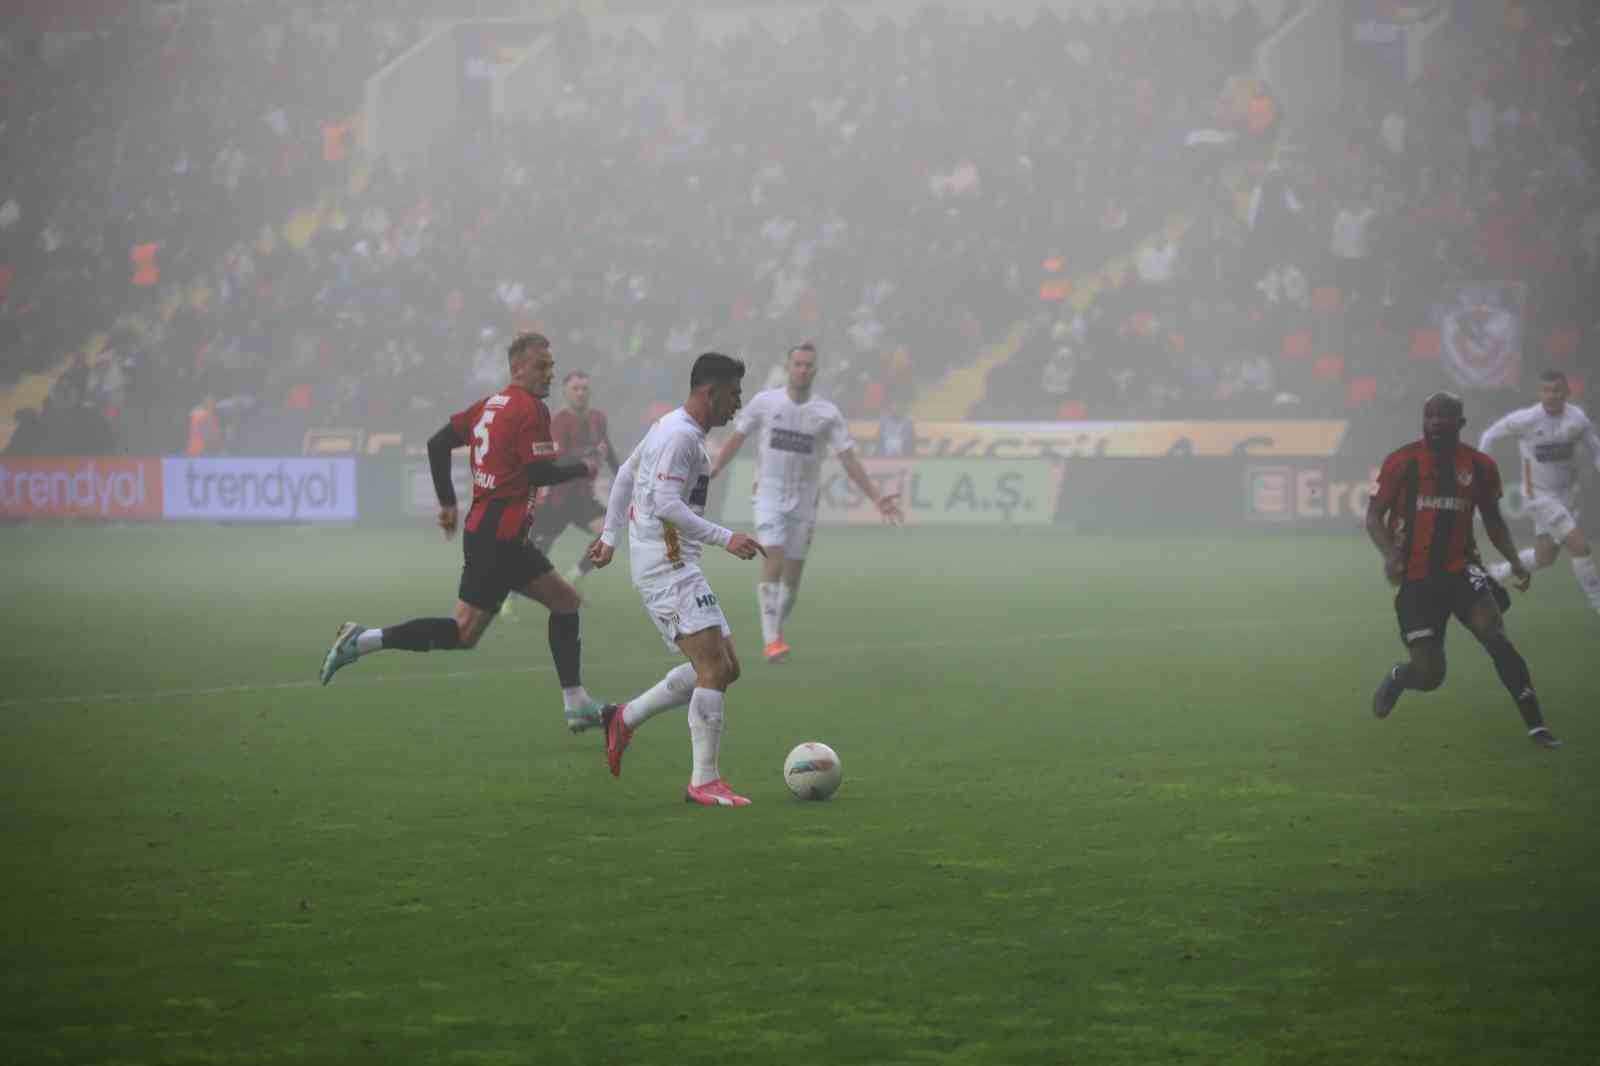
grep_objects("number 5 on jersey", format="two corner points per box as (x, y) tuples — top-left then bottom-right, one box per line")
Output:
(473, 411), (496, 463)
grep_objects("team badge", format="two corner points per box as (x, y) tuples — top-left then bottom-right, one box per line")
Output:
(1456, 465), (1473, 487)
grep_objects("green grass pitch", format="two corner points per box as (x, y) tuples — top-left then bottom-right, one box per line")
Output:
(2, 523), (1596, 1065)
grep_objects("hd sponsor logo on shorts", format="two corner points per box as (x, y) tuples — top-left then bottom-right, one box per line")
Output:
(0, 458), (163, 519)
(162, 458), (357, 521)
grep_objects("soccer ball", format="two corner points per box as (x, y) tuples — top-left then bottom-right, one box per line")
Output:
(783, 741), (842, 801)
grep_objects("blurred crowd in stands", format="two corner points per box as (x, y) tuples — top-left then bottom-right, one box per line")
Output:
(3, 0), (1597, 459)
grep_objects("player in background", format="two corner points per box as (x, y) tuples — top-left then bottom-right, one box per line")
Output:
(318, 332), (612, 734)
(587, 353), (766, 806)
(709, 343), (901, 663)
(1477, 370), (1600, 615)
(530, 370), (621, 584)
(1366, 392), (1561, 749)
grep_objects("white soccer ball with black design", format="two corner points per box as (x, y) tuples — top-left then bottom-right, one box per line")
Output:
(783, 741), (842, 801)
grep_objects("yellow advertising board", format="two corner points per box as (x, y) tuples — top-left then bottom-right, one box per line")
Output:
(850, 420), (1348, 459)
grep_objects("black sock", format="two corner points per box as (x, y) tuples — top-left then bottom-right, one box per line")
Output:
(381, 617), (460, 652)
(548, 611), (581, 689)
(1483, 636), (1542, 728)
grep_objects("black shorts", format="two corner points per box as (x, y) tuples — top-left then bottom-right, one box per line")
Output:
(528, 496), (607, 550)
(459, 529), (555, 612)
(1394, 564), (1510, 646)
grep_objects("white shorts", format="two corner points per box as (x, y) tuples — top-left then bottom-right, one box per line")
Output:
(754, 505), (816, 560)
(1528, 492), (1579, 542)
(637, 568), (731, 652)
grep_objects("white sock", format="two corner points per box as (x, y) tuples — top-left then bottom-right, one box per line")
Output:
(561, 686), (592, 712)
(355, 628), (384, 655)
(1572, 555), (1600, 611)
(778, 582), (797, 622)
(757, 582), (781, 644)
(623, 663), (697, 730)
(687, 687), (725, 787)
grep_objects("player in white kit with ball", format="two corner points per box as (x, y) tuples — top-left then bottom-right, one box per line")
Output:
(588, 353), (766, 806)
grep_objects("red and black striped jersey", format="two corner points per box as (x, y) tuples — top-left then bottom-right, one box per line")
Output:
(448, 385), (557, 541)
(1372, 440), (1502, 582)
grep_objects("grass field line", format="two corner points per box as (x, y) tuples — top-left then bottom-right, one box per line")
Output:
(4, 604), (1584, 711)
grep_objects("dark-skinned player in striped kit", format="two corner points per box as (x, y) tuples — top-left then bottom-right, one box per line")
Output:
(1366, 392), (1561, 749)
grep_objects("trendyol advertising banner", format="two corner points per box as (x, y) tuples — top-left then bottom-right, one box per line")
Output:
(719, 457), (1065, 527)
(0, 457), (163, 520)
(161, 458), (357, 522)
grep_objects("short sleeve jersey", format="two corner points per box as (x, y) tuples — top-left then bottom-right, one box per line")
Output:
(733, 388), (855, 514)
(626, 408), (713, 587)
(1372, 440), (1503, 582)
(448, 385), (557, 541)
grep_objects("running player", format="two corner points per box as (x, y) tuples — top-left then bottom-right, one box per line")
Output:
(709, 343), (902, 663)
(1478, 370), (1600, 615)
(317, 332), (611, 734)
(1366, 392), (1561, 748)
(530, 370), (620, 583)
(586, 353), (766, 806)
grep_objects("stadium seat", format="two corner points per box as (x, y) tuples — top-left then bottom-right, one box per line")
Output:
(1057, 400), (1088, 420)
(1568, 373), (1586, 400)
(1410, 329), (1442, 360)
(1544, 327), (1580, 363)
(1346, 375), (1378, 408)
(1312, 354), (1346, 383)
(1310, 286), (1342, 313)
(1281, 330), (1314, 360)
(285, 384), (314, 411)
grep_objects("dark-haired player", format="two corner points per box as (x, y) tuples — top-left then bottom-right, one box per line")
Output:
(318, 332), (611, 734)
(587, 353), (766, 806)
(1366, 392), (1561, 748)
(530, 370), (619, 583)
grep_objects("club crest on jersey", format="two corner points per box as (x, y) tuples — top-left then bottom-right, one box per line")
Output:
(1456, 465), (1474, 487)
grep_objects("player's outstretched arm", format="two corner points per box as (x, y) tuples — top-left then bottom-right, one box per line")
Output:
(592, 446), (641, 568)
(837, 448), (902, 525)
(709, 430), (747, 479)
(1582, 414), (1600, 472)
(1478, 415), (1511, 454)
(427, 423), (466, 540)
(1481, 498), (1532, 591)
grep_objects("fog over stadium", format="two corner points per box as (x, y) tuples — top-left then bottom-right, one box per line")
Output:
(3, 2), (1597, 1063)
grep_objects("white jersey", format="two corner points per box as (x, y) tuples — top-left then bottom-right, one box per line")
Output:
(735, 387), (855, 515)
(603, 407), (731, 589)
(1479, 402), (1600, 501)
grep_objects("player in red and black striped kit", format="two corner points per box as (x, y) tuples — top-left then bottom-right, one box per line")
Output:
(1365, 392), (1561, 748)
(529, 370), (620, 582)
(317, 333), (615, 734)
